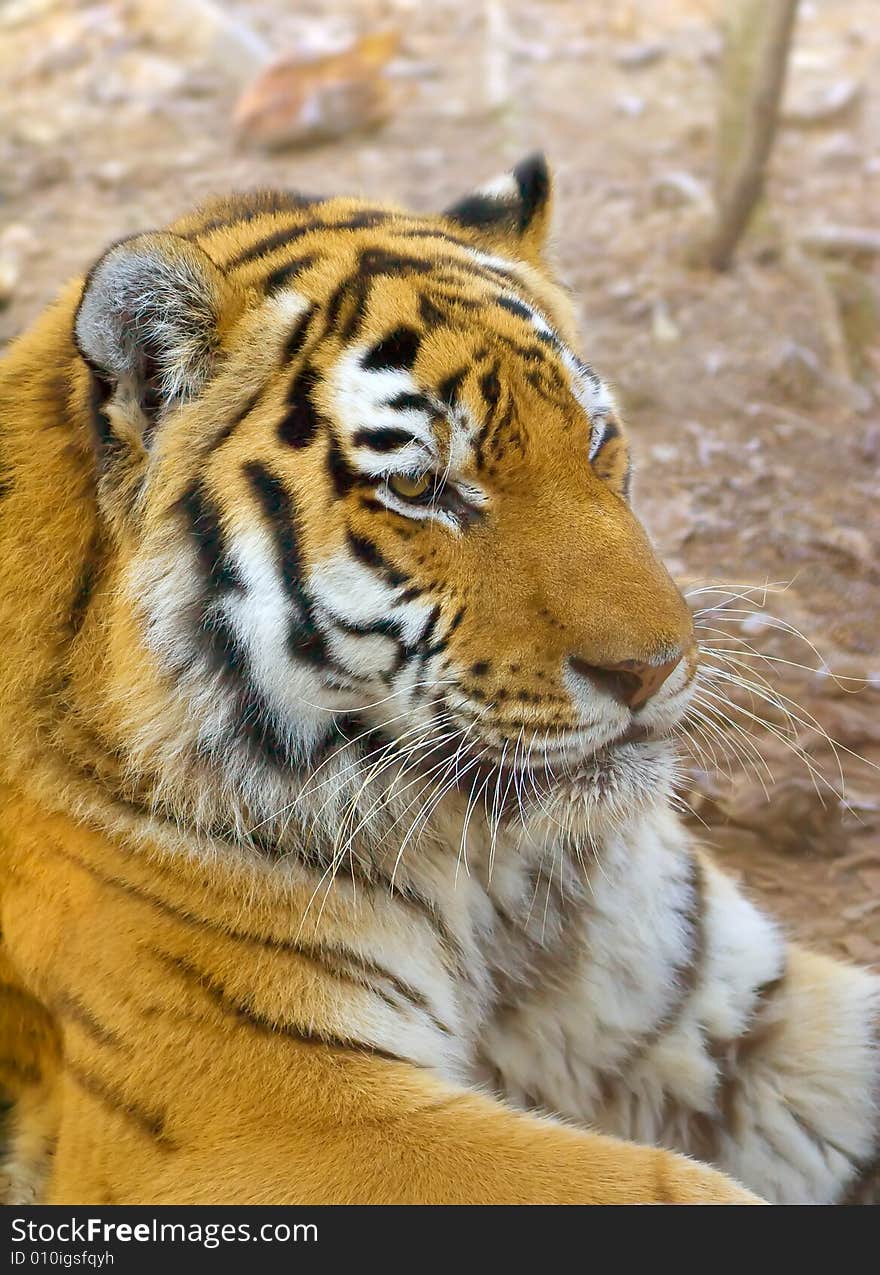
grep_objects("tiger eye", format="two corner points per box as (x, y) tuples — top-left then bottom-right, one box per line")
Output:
(389, 473), (432, 500)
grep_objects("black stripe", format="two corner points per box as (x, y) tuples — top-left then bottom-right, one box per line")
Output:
(476, 361), (502, 467)
(437, 367), (467, 406)
(492, 331), (550, 367)
(418, 293), (447, 329)
(176, 482), (241, 593)
(185, 190), (320, 238)
(592, 414), (621, 457)
(54, 990), (127, 1052)
(397, 229), (515, 276)
(264, 254), (317, 295)
(480, 365), (501, 413)
(415, 603), (442, 654)
(358, 495), (388, 515)
(242, 460), (327, 665)
(397, 584), (423, 603)
(351, 426), (415, 452)
(346, 530), (408, 587)
(198, 610), (298, 767)
(323, 280), (350, 335)
(445, 606), (466, 640)
(358, 247), (433, 280)
(278, 362), (322, 449)
(226, 211), (391, 269)
(361, 326), (421, 373)
(387, 391), (432, 413)
(69, 551), (97, 638)
(66, 1060), (172, 1146)
(326, 434), (358, 498)
(206, 386), (264, 453)
(840, 1152), (880, 1204)
(55, 839), (467, 1001)
(497, 294), (533, 321)
(283, 303), (317, 363)
(617, 856), (707, 1069)
(154, 950), (408, 1065)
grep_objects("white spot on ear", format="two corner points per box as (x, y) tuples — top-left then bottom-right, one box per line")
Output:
(478, 174), (520, 201)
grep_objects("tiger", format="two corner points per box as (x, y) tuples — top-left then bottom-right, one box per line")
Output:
(0, 153), (877, 1206)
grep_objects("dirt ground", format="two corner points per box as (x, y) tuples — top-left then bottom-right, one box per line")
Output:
(1, 0), (878, 966)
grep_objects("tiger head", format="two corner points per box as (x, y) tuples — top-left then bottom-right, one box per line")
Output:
(73, 155), (696, 847)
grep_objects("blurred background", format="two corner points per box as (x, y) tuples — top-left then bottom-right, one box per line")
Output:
(1, 0), (877, 962)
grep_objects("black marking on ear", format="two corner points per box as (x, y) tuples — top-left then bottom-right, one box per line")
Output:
(441, 152), (552, 240)
(445, 193), (509, 233)
(346, 530), (409, 588)
(352, 427), (415, 453)
(511, 153), (550, 232)
(177, 483), (242, 593)
(361, 327), (421, 373)
(243, 460), (327, 666)
(264, 255), (318, 295)
(437, 367), (467, 406)
(278, 363), (321, 449)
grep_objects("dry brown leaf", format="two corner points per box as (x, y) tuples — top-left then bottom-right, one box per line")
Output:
(233, 30), (403, 151)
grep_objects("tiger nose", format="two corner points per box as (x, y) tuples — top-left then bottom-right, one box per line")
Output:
(568, 652), (684, 710)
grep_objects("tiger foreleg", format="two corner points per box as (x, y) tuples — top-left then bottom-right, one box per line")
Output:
(0, 946), (61, 1204)
(478, 816), (879, 1203)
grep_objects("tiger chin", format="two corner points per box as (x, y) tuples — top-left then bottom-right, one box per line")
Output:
(0, 155), (876, 1205)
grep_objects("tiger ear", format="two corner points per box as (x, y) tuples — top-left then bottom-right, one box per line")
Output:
(443, 152), (553, 263)
(74, 232), (236, 439)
